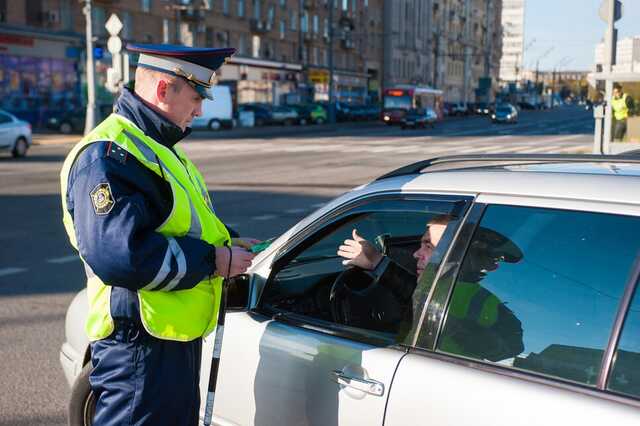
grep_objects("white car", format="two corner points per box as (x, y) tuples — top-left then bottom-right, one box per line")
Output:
(61, 154), (640, 425)
(0, 109), (31, 157)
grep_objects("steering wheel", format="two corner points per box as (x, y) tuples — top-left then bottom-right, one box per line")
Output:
(329, 267), (402, 331)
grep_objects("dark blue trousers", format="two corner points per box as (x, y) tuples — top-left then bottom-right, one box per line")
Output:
(90, 320), (202, 426)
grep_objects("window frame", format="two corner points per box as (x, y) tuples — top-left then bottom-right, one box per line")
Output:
(410, 201), (640, 407)
(252, 191), (473, 347)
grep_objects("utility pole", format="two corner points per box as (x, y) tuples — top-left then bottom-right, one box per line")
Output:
(82, 0), (97, 135)
(327, 0), (335, 123)
(601, 0), (619, 154)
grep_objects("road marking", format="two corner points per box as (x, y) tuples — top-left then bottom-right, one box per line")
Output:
(252, 214), (278, 221)
(0, 267), (28, 277)
(46, 255), (80, 264)
(285, 208), (308, 214)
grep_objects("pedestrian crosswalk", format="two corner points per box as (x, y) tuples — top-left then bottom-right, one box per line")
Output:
(183, 132), (592, 158)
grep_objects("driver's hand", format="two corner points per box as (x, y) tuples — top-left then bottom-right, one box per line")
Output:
(337, 229), (384, 270)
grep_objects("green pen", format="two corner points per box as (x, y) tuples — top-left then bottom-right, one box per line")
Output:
(249, 238), (275, 254)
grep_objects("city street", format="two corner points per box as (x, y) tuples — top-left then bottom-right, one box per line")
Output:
(0, 105), (594, 425)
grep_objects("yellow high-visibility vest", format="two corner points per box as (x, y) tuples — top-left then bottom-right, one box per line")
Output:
(60, 113), (230, 342)
(612, 93), (629, 121)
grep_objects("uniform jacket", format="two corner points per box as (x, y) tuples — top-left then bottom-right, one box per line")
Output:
(66, 87), (235, 321)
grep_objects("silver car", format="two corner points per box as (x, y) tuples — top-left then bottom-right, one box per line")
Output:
(0, 109), (31, 157)
(61, 154), (640, 425)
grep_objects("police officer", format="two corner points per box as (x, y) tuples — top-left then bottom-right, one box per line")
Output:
(60, 44), (256, 425)
(612, 83), (634, 142)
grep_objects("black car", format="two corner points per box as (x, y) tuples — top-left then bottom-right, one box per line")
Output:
(238, 104), (273, 126)
(401, 108), (437, 129)
(46, 105), (114, 134)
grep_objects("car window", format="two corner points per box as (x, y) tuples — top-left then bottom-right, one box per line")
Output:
(0, 113), (12, 124)
(608, 285), (640, 398)
(436, 205), (640, 386)
(260, 197), (466, 343)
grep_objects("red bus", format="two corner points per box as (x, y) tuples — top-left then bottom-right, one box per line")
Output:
(381, 85), (444, 125)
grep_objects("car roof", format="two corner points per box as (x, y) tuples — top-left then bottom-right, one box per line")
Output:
(366, 155), (640, 206)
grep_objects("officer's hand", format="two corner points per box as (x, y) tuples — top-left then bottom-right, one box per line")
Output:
(337, 229), (383, 270)
(231, 237), (261, 250)
(215, 246), (255, 278)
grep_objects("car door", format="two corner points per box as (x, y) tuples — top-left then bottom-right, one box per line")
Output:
(202, 194), (470, 426)
(385, 199), (640, 425)
(0, 112), (14, 149)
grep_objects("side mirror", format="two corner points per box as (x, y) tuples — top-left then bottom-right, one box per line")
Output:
(225, 274), (251, 311)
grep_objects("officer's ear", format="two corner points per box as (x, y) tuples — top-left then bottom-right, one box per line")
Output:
(156, 79), (170, 103)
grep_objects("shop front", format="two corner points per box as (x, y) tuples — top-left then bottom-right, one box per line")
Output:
(0, 29), (83, 127)
(219, 56), (303, 108)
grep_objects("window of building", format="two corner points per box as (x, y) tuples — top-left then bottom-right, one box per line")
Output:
(351, 0), (356, 13)
(205, 27), (214, 47)
(267, 5), (275, 29)
(238, 33), (247, 55)
(280, 19), (286, 39)
(92, 6), (106, 36)
(141, 0), (151, 13)
(436, 205), (640, 386)
(290, 10), (297, 30)
(162, 19), (170, 43)
(301, 10), (308, 33)
(122, 12), (132, 39)
(323, 17), (329, 38)
(253, 0), (261, 20)
(223, 0), (229, 15)
(237, 0), (245, 17)
(280, 0), (286, 7)
(342, 0), (348, 12)
(313, 15), (318, 33)
(252, 35), (261, 58)
(312, 47), (318, 65)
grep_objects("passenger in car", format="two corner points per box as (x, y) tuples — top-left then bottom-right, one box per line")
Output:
(337, 215), (525, 361)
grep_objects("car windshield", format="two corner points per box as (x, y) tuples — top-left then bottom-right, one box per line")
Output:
(497, 107), (511, 114)
(384, 95), (411, 110)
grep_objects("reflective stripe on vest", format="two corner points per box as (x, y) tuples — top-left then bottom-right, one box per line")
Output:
(612, 94), (629, 121)
(60, 113), (230, 342)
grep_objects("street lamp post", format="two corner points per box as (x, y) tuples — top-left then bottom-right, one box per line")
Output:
(82, 0), (97, 134)
(327, 0), (336, 123)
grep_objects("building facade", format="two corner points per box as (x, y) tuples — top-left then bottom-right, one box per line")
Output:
(383, 0), (502, 104)
(0, 0), (504, 123)
(595, 36), (640, 73)
(498, 0), (523, 82)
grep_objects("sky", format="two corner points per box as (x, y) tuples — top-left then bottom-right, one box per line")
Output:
(523, 0), (640, 72)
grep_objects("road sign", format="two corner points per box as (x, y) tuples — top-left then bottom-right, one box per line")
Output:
(107, 36), (122, 54)
(105, 13), (123, 36)
(599, 0), (623, 22)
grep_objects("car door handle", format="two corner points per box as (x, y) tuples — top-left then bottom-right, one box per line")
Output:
(330, 369), (385, 397)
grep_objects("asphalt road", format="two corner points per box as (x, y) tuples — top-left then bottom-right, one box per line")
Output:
(0, 105), (594, 425)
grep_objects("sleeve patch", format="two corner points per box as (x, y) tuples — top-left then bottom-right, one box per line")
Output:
(106, 142), (128, 164)
(90, 183), (116, 215)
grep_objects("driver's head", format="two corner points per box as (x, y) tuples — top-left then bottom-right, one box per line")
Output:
(413, 215), (452, 277)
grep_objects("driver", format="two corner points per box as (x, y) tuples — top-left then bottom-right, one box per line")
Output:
(337, 215), (525, 361)
(337, 214), (451, 303)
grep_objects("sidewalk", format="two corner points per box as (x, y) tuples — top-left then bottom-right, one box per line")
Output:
(33, 121), (385, 145)
(32, 133), (81, 146)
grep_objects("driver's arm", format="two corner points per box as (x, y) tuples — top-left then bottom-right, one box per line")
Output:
(372, 257), (417, 304)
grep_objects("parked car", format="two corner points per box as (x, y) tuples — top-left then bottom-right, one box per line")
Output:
(46, 105), (114, 134)
(270, 105), (299, 126)
(0, 109), (32, 157)
(491, 103), (519, 123)
(61, 154), (640, 426)
(291, 104), (327, 125)
(401, 107), (437, 129)
(191, 86), (234, 130)
(450, 102), (470, 116)
(237, 104), (273, 126)
(474, 102), (492, 115)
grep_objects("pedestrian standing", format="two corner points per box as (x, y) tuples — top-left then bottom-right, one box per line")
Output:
(60, 43), (256, 425)
(612, 83), (634, 142)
